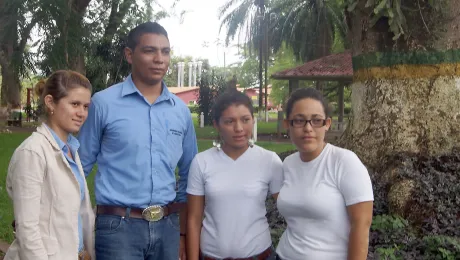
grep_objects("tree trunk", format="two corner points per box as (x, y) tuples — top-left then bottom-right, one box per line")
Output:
(340, 0), (460, 222)
(1, 65), (9, 107)
(313, 6), (332, 93)
(59, 0), (91, 74)
(0, 0), (21, 108)
(0, 54), (22, 108)
(341, 1), (460, 169)
(3, 68), (21, 108)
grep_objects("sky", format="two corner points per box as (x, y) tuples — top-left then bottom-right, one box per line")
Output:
(155, 0), (243, 67)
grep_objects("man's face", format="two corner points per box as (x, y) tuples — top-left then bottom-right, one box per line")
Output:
(125, 33), (171, 85)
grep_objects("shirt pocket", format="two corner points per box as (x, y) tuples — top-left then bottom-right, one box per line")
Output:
(165, 121), (184, 169)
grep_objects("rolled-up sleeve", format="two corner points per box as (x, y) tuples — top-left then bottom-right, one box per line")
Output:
(176, 113), (198, 203)
(6, 149), (48, 260)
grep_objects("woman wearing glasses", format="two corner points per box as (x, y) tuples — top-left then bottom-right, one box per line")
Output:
(275, 88), (374, 260)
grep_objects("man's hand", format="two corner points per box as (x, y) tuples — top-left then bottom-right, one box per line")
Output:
(179, 236), (186, 260)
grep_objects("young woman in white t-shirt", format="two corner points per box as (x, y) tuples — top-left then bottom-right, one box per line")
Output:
(186, 90), (283, 260)
(275, 88), (374, 260)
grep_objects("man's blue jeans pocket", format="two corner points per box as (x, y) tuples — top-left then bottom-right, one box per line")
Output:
(95, 215), (125, 235)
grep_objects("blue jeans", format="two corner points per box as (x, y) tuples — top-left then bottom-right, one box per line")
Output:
(95, 212), (180, 260)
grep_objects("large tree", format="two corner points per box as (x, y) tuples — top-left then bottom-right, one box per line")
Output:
(341, 0), (460, 168)
(341, 0), (460, 225)
(38, 0), (92, 74)
(0, 0), (39, 108)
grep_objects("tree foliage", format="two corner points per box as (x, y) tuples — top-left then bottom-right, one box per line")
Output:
(345, 0), (446, 41)
(268, 42), (303, 106)
(0, 0), (184, 107)
(219, 0), (348, 62)
(196, 69), (227, 126)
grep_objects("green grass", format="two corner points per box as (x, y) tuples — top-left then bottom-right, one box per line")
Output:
(192, 114), (284, 139)
(0, 133), (295, 243)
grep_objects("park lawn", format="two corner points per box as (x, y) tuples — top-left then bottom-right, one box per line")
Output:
(192, 116), (284, 139)
(0, 133), (295, 243)
(191, 113), (342, 139)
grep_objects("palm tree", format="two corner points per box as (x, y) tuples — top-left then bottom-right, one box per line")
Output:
(269, 0), (348, 61)
(219, 0), (267, 109)
(219, 0), (348, 62)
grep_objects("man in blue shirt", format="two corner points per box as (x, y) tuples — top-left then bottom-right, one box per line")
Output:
(78, 22), (198, 260)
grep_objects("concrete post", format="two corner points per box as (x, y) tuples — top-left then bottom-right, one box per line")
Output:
(200, 112), (204, 128)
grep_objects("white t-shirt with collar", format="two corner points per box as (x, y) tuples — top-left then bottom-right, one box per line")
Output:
(186, 145), (284, 258)
(276, 143), (374, 260)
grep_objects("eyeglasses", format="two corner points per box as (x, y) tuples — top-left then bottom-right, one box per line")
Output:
(289, 118), (327, 128)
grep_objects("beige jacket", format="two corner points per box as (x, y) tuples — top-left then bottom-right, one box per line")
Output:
(4, 124), (95, 260)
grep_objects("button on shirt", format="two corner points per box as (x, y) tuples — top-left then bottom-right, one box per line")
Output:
(77, 75), (198, 208)
(45, 124), (85, 253)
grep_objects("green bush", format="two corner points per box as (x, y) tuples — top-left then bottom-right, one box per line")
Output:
(188, 105), (199, 114)
(369, 214), (460, 259)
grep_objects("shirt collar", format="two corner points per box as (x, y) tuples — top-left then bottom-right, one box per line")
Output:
(121, 74), (175, 106)
(44, 123), (80, 153)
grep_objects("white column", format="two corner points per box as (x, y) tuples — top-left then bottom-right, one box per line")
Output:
(197, 61), (203, 83)
(192, 62), (197, 86)
(188, 62), (193, 87)
(177, 63), (181, 87)
(180, 62), (185, 88)
(177, 63), (180, 87)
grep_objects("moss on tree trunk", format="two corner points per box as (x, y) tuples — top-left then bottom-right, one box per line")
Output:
(341, 75), (460, 168)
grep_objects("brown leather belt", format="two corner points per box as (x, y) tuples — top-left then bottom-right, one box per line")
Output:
(201, 247), (273, 260)
(78, 249), (91, 260)
(96, 203), (185, 220)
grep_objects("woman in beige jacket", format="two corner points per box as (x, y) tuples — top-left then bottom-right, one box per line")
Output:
(5, 70), (95, 260)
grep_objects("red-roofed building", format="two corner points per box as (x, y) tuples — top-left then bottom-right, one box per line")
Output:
(238, 86), (275, 110)
(168, 87), (199, 105)
(271, 51), (352, 88)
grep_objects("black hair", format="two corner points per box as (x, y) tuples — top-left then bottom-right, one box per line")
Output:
(285, 87), (330, 118)
(126, 22), (169, 50)
(212, 89), (254, 123)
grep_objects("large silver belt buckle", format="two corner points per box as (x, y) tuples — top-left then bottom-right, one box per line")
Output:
(142, 205), (164, 222)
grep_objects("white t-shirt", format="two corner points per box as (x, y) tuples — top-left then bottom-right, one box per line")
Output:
(276, 144), (374, 260)
(186, 145), (283, 258)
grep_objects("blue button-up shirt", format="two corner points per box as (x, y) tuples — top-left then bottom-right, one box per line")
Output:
(45, 124), (84, 252)
(77, 75), (198, 208)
